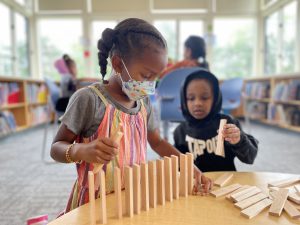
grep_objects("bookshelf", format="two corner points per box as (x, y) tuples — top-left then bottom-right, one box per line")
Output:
(0, 76), (48, 137)
(243, 74), (300, 132)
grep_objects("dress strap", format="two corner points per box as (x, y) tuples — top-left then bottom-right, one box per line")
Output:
(88, 85), (108, 106)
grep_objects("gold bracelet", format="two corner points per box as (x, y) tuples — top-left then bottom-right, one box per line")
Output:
(65, 143), (77, 163)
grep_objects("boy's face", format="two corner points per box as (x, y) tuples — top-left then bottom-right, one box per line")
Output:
(186, 79), (214, 120)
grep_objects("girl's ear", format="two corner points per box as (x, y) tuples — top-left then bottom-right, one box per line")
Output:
(111, 55), (123, 74)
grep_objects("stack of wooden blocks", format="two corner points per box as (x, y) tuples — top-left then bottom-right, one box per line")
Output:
(210, 173), (300, 219)
(88, 153), (194, 224)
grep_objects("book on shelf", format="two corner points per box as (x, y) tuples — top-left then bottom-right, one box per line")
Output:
(0, 82), (21, 106)
(267, 103), (300, 126)
(26, 83), (47, 104)
(0, 110), (17, 137)
(273, 80), (300, 101)
(246, 101), (268, 120)
(245, 82), (270, 99)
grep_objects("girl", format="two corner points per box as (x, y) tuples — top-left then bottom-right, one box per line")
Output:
(50, 18), (212, 214)
(174, 69), (258, 172)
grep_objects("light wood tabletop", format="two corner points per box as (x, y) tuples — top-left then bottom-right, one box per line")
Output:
(48, 171), (300, 225)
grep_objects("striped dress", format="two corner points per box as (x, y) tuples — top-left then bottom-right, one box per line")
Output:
(64, 85), (148, 213)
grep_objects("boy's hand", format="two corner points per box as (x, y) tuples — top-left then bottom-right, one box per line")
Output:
(193, 170), (213, 195)
(222, 124), (241, 145)
(78, 137), (119, 164)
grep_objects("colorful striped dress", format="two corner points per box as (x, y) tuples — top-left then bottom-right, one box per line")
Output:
(64, 85), (148, 213)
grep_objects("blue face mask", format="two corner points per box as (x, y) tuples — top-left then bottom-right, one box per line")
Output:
(119, 59), (156, 101)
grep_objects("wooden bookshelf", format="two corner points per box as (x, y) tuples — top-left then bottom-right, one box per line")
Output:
(0, 76), (49, 137)
(243, 74), (300, 132)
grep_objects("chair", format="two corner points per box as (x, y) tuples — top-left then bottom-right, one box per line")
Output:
(42, 78), (64, 163)
(156, 67), (202, 140)
(220, 77), (250, 132)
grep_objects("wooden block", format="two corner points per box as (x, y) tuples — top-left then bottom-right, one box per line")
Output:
(114, 167), (122, 219)
(88, 171), (96, 225)
(179, 154), (188, 197)
(186, 153), (194, 195)
(235, 193), (268, 210)
(171, 155), (179, 200)
(99, 170), (107, 224)
(294, 184), (300, 194)
(233, 187), (261, 203)
(157, 159), (165, 205)
(269, 188), (289, 216)
(133, 164), (141, 215)
(284, 200), (300, 219)
(241, 198), (273, 219)
(210, 183), (242, 198)
(268, 177), (299, 188)
(215, 119), (227, 157)
(230, 186), (256, 202)
(226, 185), (250, 201)
(269, 185), (296, 194)
(164, 157), (173, 202)
(214, 173), (233, 187)
(124, 166), (133, 217)
(148, 161), (157, 208)
(140, 163), (149, 211)
(289, 192), (300, 204)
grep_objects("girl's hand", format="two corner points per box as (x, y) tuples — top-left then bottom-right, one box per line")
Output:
(222, 124), (241, 145)
(193, 170), (213, 195)
(75, 137), (119, 164)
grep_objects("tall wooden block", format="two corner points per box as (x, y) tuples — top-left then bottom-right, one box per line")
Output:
(157, 159), (165, 205)
(141, 162), (149, 211)
(133, 164), (141, 215)
(179, 154), (188, 197)
(114, 167), (122, 219)
(99, 170), (107, 224)
(88, 171), (96, 225)
(186, 153), (194, 195)
(171, 155), (179, 200)
(125, 166), (133, 217)
(148, 161), (157, 208)
(164, 157), (173, 202)
(269, 188), (289, 216)
(215, 119), (227, 157)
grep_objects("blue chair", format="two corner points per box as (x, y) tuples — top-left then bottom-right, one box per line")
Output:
(156, 67), (202, 139)
(220, 77), (244, 115)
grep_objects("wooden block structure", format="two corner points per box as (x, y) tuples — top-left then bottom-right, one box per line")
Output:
(214, 173), (233, 187)
(133, 164), (141, 214)
(148, 161), (157, 208)
(164, 157), (173, 202)
(88, 171), (96, 225)
(156, 160), (165, 205)
(114, 167), (122, 219)
(125, 166), (133, 217)
(269, 188), (289, 216)
(186, 153), (194, 195)
(215, 119), (227, 157)
(140, 162), (149, 211)
(171, 155), (179, 200)
(179, 154), (188, 197)
(241, 198), (273, 219)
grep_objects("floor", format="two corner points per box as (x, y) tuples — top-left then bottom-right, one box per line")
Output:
(0, 121), (299, 224)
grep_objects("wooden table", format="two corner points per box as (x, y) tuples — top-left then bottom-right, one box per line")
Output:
(48, 172), (300, 225)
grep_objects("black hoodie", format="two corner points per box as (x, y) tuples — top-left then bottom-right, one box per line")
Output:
(173, 69), (258, 172)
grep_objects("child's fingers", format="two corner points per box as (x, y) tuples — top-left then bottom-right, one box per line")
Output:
(95, 156), (110, 164)
(97, 141), (118, 155)
(95, 151), (115, 161)
(100, 137), (119, 148)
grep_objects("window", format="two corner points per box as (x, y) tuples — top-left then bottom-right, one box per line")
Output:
(91, 21), (117, 78)
(39, 19), (83, 80)
(15, 0), (26, 5)
(153, 20), (176, 61)
(15, 13), (30, 77)
(212, 18), (255, 79)
(178, 21), (204, 60)
(264, 1), (297, 75)
(0, 3), (13, 75)
(264, 12), (279, 75)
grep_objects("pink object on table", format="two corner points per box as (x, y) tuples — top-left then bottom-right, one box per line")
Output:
(54, 58), (69, 75)
(27, 214), (48, 225)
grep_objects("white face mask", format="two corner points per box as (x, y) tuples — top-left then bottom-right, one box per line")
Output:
(119, 59), (156, 101)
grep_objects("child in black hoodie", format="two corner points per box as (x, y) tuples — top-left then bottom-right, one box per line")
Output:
(174, 69), (258, 172)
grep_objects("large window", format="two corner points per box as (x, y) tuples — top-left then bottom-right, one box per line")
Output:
(39, 19), (83, 80)
(153, 20), (176, 61)
(91, 21), (117, 78)
(0, 3), (13, 75)
(178, 20), (204, 60)
(264, 1), (297, 75)
(212, 18), (255, 79)
(15, 13), (30, 77)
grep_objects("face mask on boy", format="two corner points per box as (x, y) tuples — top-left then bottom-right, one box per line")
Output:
(119, 59), (156, 101)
